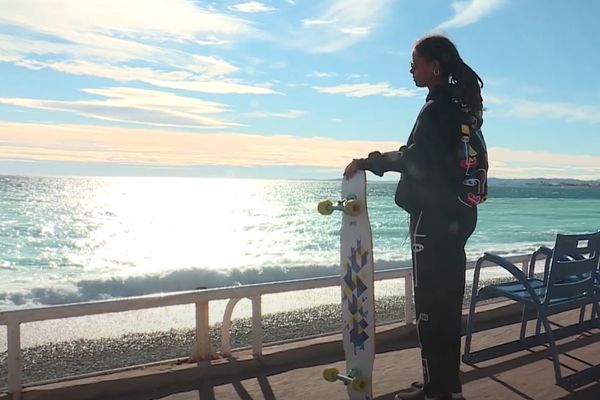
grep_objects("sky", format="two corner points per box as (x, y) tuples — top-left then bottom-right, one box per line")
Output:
(1, 0), (600, 180)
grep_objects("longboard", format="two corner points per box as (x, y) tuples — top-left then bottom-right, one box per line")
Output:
(318, 170), (375, 400)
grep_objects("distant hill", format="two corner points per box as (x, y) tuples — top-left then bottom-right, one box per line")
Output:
(488, 178), (600, 188)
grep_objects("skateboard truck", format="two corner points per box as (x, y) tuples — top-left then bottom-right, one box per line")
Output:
(317, 195), (362, 216)
(322, 367), (368, 392)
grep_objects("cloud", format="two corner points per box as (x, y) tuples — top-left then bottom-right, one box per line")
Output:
(243, 109), (307, 118)
(436, 0), (507, 30)
(229, 2), (276, 13)
(307, 71), (337, 78)
(0, 87), (239, 129)
(0, 122), (399, 168)
(2, 123), (599, 179)
(302, 19), (337, 27)
(340, 26), (371, 35)
(346, 74), (367, 80)
(295, 0), (391, 53)
(0, 0), (254, 44)
(313, 82), (419, 97)
(0, 55), (278, 95)
(0, 1), (279, 96)
(505, 100), (600, 124)
(486, 95), (600, 124)
(488, 147), (600, 180)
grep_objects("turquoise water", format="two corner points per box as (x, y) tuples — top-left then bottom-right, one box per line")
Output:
(1, 175), (599, 309)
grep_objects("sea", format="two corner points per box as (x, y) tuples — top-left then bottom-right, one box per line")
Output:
(1, 175), (599, 311)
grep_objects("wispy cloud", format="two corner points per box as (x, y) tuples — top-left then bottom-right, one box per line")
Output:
(0, 1), (277, 96)
(0, 122), (399, 168)
(436, 0), (507, 30)
(0, 87), (238, 129)
(0, 55), (278, 95)
(302, 19), (338, 27)
(487, 95), (600, 124)
(488, 147), (600, 180)
(2, 123), (599, 179)
(313, 82), (419, 97)
(506, 100), (600, 124)
(295, 0), (391, 53)
(229, 2), (276, 13)
(243, 109), (307, 118)
(340, 26), (371, 35)
(0, 0), (254, 43)
(346, 74), (367, 80)
(307, 71), (337, 78)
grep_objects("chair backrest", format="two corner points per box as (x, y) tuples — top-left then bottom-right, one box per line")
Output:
(543, 232), (600, 304)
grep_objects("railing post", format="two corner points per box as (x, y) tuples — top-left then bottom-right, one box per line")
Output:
(404, 273), (414, 325)
(220, 298), (241, 357)
(7, 321), (22, 400)
(251, 296), (263, 356)
(191, 301), (211, 361)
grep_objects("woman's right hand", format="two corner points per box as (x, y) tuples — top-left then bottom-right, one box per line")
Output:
(344, 151), (382, 179)
(343, 159), (360, 179)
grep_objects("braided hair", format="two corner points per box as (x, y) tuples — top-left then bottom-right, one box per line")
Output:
(414, 35), (483, 117)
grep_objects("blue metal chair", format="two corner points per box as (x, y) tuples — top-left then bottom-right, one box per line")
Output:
(463, 232), (600, 385)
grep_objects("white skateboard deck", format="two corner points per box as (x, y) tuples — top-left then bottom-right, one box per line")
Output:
(340, 171), (376, 400)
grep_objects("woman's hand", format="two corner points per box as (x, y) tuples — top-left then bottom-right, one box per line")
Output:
(343, 159), (361, 179)
(344, 151), (383, 179)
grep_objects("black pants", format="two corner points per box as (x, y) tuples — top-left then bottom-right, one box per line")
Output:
(409, 207), (477, 397)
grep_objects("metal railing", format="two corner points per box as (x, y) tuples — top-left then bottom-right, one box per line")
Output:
(0, 254), (533, 400)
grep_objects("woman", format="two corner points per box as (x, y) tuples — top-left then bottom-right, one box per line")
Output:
(344, 35), (488, 400)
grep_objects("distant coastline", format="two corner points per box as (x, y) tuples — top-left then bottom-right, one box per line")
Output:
(488, 178), (600, 188)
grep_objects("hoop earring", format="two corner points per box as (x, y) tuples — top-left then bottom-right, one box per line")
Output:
(433, 68), (440, 77)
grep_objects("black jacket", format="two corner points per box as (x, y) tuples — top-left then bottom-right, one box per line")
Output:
(357, 85), (488, 215)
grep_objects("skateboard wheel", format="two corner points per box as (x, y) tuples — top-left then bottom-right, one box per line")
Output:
(344, 199), (361, 216)
(322, 367), (339, 382)
(317, 200), (334, 215)
(351, 377), (368, 392)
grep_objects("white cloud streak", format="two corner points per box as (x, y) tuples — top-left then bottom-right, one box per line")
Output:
(0, 88), (238, 129)
(436, 0), (507, 30)
(295, 0), (391, 53)
(0, 1), (279, 95)
(486, 95), (600, 124)
(1, 123), (599, 179)
(313, 82), (419, 97)
(506, 101), (600, 124)
(229, 2), (276, 13)
(488, 147), (600, 180)
(0, 0), (254, 43)
(307, 71), (337, 78)
(243, 109), (307, 118)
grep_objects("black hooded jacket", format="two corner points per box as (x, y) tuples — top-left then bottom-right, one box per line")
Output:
(356, 85), (488, 215)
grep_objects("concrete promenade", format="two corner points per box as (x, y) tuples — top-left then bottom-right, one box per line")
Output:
(3, 303), (599, 400)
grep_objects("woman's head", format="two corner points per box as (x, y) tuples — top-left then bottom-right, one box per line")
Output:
(410, 35), (483, 112)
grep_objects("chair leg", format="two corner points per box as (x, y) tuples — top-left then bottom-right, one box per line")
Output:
(593, 301), (600, 326)
(535, 312), (542, 337)
(519, 304), (528, 341)
(539, 309), (563, 385)
(578, 304), (586, 326)
(463, 260), (483, 361)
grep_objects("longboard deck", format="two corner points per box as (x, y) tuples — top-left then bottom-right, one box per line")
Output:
(340, 171), (375, 400)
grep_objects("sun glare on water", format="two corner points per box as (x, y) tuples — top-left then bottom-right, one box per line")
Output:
(84, 177), (286, 278)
